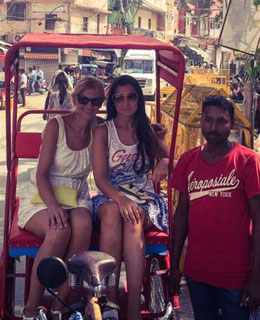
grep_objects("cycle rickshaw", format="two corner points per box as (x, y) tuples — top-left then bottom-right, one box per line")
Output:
(0, 33), (185, 320)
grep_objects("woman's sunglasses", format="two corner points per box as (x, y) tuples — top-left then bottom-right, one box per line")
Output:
(113, 92), (138, 104)
(77, 95), (103, 107)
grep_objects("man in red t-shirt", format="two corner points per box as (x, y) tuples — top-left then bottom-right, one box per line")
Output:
(170, 95), (260, 320)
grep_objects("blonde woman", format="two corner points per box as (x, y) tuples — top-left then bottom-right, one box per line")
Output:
(19, 76), (105, 319)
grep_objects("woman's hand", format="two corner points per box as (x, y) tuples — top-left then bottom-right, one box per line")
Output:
(47, 203), (68, 229)
(152, 158), (169, 184)
(116, 195), (142, 224)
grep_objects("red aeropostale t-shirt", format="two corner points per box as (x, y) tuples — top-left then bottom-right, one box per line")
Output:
(172, 143), (260, 290)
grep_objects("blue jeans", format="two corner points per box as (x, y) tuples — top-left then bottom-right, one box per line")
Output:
(186, 277), (249, 320)
(30, 80), (35, 93)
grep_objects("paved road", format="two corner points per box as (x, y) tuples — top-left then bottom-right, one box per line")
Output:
(0, 93), (194, 319)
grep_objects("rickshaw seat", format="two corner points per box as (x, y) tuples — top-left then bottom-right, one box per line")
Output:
(9, 132), (168, 258)
(145, 229), (168, 255)
(16, 132), (42, 158)
(8, 198), (168, 258)
(9, 198), (43, 258)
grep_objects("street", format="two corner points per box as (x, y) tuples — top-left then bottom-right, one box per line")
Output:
(0, 93), (194, 319)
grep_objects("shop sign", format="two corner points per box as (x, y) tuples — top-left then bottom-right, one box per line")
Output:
(32, 4), (67, 13)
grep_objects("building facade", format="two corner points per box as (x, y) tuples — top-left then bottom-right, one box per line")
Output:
(108, 0), (174, 43)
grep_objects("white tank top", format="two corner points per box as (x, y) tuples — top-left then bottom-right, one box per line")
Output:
(47, 116), (93, 190)
(105, 119), (154, 192)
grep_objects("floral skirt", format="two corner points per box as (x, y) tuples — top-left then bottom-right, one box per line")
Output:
(92, 191), (168, 233)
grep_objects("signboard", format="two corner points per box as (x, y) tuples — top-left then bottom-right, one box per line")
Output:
(219, 0), (260, 55)
(64, 48), (83, 55)
(32, 4), (67, 14)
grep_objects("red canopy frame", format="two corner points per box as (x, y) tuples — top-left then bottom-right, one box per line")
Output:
(2, 33), (185, 319)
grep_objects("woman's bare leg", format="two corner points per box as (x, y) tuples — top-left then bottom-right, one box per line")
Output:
(23, 209), (71, 317)
(98, 202), (122, 306)
(52, 207), (92, 311)
(124, 211), (153, 320)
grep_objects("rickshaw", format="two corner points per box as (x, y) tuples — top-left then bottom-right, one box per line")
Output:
(0, 33), (185, 320)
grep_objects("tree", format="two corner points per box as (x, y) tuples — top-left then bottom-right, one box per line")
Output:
(187, 0), (211, 8)
(254, 0), (260, 7)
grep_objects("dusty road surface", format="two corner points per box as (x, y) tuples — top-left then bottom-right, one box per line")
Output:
(0, 93), (194, 319)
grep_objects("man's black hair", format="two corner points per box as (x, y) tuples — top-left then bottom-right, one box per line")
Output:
(202, 95), (234, 124)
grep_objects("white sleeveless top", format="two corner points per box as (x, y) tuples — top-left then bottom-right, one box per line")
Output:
(48, 116), (92, 190)
(18, 115), (94, 228)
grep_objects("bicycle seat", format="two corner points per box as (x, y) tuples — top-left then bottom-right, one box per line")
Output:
(67, 251), (116, 287)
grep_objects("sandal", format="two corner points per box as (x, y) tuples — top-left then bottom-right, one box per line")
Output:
(51, 302), (83, 320)
(21, 306), (47, 320)
(50, 309), (63, 320)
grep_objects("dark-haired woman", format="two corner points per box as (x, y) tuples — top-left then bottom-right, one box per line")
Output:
(92, 75), (169, 320)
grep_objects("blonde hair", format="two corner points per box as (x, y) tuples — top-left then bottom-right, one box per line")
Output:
(72, 76), (105, 104)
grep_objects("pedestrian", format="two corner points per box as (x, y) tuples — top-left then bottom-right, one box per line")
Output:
(28, 67), (37, 94)
(19, 69), (27, 107)
(104, 74), (117, 99)
(18, 76), (105, 319)
(36, 66), (44, 87)
(43, 70), (73, 120)
(254, 96), (260, 134)
(170, 95), (260, 320)
(231, 83), (244, 102)
(92, 75), (169, 320)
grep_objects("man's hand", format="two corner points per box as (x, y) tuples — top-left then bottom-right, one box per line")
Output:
(151, 123), (167, 140)
(241, 274), (260, 309)
(152, 158), (168, 183)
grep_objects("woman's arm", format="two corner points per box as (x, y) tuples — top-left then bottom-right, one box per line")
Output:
(44, 92), (51, 110)
(36, 118), (68, 229)
(93, 125), (142, 224)
(151, 134), (170, 184)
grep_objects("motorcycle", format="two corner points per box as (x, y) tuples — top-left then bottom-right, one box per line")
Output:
(27, 78), (47, 95)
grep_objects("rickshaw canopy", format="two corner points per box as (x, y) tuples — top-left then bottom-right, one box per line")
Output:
(5, 33), (185, 90)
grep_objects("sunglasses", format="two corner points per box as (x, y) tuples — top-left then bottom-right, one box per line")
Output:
(77, 95), (103, 107)
(113, 92), (138, 104)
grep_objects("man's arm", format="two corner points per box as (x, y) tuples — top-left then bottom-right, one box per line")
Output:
(170, 191), (189, 294)
(241, 194), (260, 309)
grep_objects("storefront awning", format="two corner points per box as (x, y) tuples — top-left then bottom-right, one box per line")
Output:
(188, 45), (211, 62)
(24, 53), (58, 60)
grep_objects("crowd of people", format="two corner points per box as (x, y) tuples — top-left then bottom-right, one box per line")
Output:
(16, 68), (260, 320)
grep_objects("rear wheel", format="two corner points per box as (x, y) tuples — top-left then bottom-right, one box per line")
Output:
(149, 257), (165, 316)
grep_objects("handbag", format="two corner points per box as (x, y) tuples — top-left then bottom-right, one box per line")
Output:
(31, 185), (79, 207)
(118, 184), (153, 204)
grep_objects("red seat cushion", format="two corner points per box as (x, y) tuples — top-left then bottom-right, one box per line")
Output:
(9, 199), (43, 248)
(16, 132), (42, 159)
(145, 228), (168, 244)
(9, 199), (168, 253)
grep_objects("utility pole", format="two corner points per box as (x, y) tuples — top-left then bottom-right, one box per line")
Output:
(118, 0), (125, 33)
(67, 0), (71, 33)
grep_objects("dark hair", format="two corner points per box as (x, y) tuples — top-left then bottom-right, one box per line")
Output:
(202, 95), (234, 124)
(107, 74), (117, 82)
(107, 75), (157, 174)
